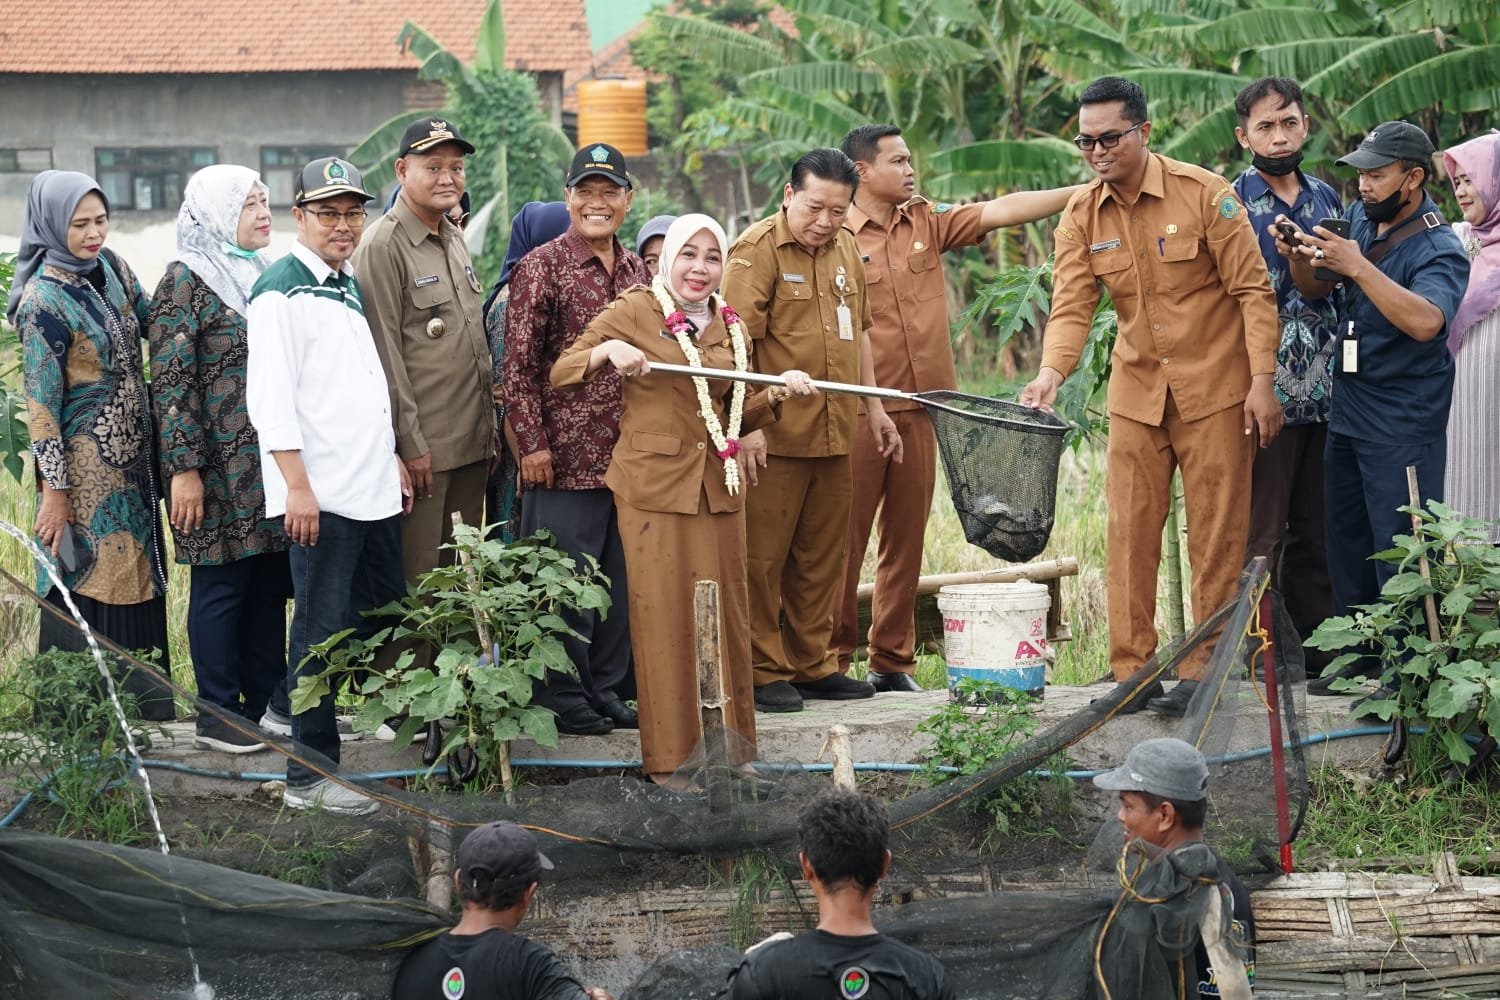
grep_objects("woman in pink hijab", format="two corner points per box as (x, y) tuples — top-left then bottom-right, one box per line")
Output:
(1443, 132), (1500, 541)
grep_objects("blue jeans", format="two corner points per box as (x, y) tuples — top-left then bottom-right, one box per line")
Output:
(188, 552), (292, 724)
(1324, 431), (1445, 674)
(286, 512), (404, 787)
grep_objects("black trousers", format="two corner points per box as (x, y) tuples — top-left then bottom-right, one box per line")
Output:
(519, 487), (633, 711)
(187, 552), (292, 724)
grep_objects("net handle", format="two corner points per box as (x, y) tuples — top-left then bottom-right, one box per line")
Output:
(647, 361), (911, 403)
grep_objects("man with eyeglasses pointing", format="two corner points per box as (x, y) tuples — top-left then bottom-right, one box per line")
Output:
(1020, 77), (1281, 718)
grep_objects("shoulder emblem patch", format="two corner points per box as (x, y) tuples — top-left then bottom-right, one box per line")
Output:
(1055, 225), (1076, 241)
(1219, 196), (1241, 220)
(934, 202), (953, 214)
(840, 966), (870, 999)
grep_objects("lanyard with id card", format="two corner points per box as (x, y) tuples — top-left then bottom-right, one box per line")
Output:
(1340, 320), (1358, 374)
(835, 266), (854, 340)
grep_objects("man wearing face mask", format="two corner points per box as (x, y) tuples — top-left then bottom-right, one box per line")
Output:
(1230, 78), (1342, 688)
(1276, 122), (1470, 698)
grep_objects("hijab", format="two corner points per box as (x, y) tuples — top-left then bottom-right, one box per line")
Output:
(172, 165), (270, 316)
(498, 201), (570, 287)
(7, 170), (108, 324)
(1444, 131), (1500, 352)
(657, 213), (729, 320)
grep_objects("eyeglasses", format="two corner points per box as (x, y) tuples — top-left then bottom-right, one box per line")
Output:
(1073, 122), (1145, 151)
(303, 208), (368, 229)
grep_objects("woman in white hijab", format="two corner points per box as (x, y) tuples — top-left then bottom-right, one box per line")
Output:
(146, 164), (289, 754)
(551, 214), (816, 788)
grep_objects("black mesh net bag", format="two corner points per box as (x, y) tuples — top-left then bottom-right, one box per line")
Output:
(919, 391), (1068, 562)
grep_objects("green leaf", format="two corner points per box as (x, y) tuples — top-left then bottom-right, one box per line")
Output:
(654, 14), (785, 75)
(1341, 45), (1500, 127)
(472, 0), (505, 76)
(289, 676), (327, 716)
(742, 61), (885, 97)
(1192, 7), (1366, 53)
(856, 35), (983, 75)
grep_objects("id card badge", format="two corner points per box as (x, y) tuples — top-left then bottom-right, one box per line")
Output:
(1340, 320), (1358, 374)
(837, 302), (854, 341)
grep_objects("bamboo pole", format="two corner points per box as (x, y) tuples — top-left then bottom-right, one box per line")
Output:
(823, 724), (856, 790)
(452, 512), (513, 802)
(853, 557), (1079, 602)
(1404, 467), (1442, 644)
(694, 580), (732, 813)
(1162, 472), (1186, 642)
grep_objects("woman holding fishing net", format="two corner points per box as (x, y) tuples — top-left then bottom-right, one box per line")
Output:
(551, 214), (815, 788)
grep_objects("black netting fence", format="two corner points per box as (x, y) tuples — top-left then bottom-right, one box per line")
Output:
(0, 562), (1307, 999)
(920, 392), (1067, 563)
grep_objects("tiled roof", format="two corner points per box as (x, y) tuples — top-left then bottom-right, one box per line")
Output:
(0, 0), (590, 75)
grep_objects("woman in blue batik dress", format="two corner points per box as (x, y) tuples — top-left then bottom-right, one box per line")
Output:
(10, 170), (173, 720)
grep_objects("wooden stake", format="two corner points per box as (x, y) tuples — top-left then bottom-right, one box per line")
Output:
(452, 512), (513, 802)
(824, 724), (855, 790)
(1404, 467), (1442, 644)
(694, 580), (732, 813)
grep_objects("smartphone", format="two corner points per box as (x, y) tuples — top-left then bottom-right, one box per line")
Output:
(1276, 221), (1300, 245)
(55, 524), (94, 575)
(1314, 217), (1350, 281)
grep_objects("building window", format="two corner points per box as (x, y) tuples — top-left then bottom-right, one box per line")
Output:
(0, 148), (54, 173)
(261, 146), (346, 206)
(96, 147), (216, 211)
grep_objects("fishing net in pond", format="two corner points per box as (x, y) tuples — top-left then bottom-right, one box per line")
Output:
(920, 391), (1068, 562)
(0, 561), (1307, 999)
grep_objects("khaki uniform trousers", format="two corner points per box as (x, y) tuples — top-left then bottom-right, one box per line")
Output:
(1108, 397), (1253, 681)
(833, 410), (939, 674)
(746, 454), (851, 687)
(616, 494), (757, 774)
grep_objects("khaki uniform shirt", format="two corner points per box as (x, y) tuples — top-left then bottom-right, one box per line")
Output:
(354, 198), (493, 471)
(847, 195), (986, 410)
(1042, 154), (1279, 426)
(723, 211), (871, 457)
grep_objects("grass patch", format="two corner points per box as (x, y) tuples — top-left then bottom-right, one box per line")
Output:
(1298, 739), (1500, 871)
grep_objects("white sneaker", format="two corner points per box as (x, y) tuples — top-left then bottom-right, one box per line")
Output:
(374, 721), (399, 742)
(283, 778), (380, 816)
(261, 710), (362, 742)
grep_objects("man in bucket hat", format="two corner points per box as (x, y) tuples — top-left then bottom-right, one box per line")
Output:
(1094, 739), (1254, 999)
(392, 821), (612, 999)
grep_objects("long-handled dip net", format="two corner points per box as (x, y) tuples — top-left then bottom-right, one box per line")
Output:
(651, 364), (1069, 561)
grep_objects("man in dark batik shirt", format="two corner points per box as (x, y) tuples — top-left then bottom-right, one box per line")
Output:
(501, 144), (648, 737)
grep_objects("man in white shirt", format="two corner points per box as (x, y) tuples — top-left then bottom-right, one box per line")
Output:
(247, 157), (412, 816)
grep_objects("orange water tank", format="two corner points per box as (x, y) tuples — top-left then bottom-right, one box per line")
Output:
(576, 79), (649, 156)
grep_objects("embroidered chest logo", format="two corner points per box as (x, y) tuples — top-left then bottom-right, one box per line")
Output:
(840, 966), (871, 999)
(441, 966), (465, 999)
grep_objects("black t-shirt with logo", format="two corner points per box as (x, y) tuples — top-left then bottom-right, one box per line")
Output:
(722, 930), (953, 1000)
(391, 927), (587, 1000)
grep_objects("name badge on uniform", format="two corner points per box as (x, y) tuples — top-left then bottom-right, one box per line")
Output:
(464, 264), (481, 293)
(782, 272), (806, 283)
(1089, 239), (1122, 254)
(414, 274), (440, 287)
(1341, 321), (1358, 374)
(837, 303), (854, 341)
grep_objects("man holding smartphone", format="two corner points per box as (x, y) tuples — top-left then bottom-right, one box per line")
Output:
(1230, 77), (1343, 688)
(1274, 122), (1470, 698)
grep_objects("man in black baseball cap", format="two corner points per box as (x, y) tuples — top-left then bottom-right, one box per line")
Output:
(1272, 121), (1470, 704)
(565, 142), (632, 189)
(294, 156), (373, 206)
(391, 821), (612, 1000)
(397, 117), (477, 158)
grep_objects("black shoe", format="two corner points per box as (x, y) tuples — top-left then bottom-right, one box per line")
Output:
(1147, 680), (1200, 718)
(554, 704), (614, 736)
(868, 670), (923, 693)
(754, 681), (804, 713)
(194, 720), (268, 754)
(597, 697), (638, 729)
(794, 672), (876, 701)
(1092, 678), (1164, 714)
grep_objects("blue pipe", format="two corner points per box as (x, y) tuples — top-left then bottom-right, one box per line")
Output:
(0, 725), (1462, 829)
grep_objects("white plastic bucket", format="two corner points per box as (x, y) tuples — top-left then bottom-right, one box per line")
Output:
(936, 582), (1051, 698)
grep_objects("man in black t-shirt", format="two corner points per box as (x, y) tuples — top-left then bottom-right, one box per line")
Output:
(392, 821), (612, 1000)
(721, 789), (953, 1000)
(1094, 738), (1255, 999)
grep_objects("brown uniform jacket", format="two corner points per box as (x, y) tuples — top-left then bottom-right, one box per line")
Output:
(354, 198), (494, 471)
(722, 211), (871, 457)
(1042, 153), (1279, 426)
(847, 195), (986, 410)
(551, 286), (778, 515)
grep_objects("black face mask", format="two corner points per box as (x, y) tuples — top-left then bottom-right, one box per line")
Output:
(1251, 149), (1303, 177)
(1364, 171), (1414, 224)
